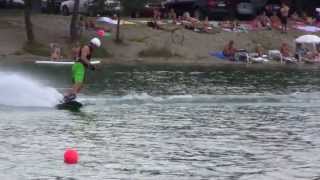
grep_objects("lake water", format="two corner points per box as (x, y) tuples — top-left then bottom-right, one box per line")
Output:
(1, 63), (320, 180)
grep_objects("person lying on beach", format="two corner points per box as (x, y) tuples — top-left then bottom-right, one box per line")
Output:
(303, 48), (320, 63)
(190, 16), (214, 33)
(219, 20), (239, 30)
(223, 40), (237, 60)
(280, 43), (299, 63)
(302, 12), (316, 25)
(290, 12), (303, 22)
(181, 12), (200, 30)
(50, 43), (62, 61)
(257, 11), (271, 30)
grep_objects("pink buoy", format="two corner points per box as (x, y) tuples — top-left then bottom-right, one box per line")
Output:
(96, 29), (105, 37)
(64, 149), (78, 164)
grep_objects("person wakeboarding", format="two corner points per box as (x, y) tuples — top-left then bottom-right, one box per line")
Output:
(63, 37), (101, 103)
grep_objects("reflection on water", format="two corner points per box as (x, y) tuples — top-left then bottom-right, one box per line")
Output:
(1, 64), (320, 179)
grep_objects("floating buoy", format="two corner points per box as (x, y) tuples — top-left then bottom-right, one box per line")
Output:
(64, 149), (78, 164)
(96, 29), (105, 37)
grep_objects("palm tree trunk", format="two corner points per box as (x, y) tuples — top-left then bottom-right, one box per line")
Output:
(70, 0), (80, 42)
(24, 0), (34, 43)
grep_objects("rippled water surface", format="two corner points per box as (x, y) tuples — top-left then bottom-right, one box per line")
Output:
(1, 64), (320, 180)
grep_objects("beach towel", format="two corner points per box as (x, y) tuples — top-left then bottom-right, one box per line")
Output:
(121, 20), (136, 25)
(209, 51), (226, 60)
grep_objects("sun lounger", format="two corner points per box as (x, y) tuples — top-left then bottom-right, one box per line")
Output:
(283, 57), (298, 64)
(250, 57), (269, 63)
(268, 50), (283, 63)
(235, 51), (250, 63)
(249, 54), (269, 63)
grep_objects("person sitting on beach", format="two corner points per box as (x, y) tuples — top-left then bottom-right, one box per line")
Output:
(50, 43), (62, 61)
(201, 16), (212, 32)
(254, 44), (264, 57)
(294, 43), (308, 61)
(169, 8), (177, 24)
(257, 11), (271, 30)
(223, 40), (237, 60)
(150, 8), (162, 29)
(280, 42), (291, 57)
(148, 9), (162, 29)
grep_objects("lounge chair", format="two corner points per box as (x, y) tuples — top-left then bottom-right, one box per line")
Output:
(234, 50), (250, 63)
(249, 53), (269, 63)
(268, 50), (283, 63)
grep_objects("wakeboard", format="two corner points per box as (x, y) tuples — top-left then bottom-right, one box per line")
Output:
(35, 60), (101, 65)
(56, 101), (83, 111)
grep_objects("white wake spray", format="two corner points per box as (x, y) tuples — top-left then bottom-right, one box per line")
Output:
(0, 73), (63, 107)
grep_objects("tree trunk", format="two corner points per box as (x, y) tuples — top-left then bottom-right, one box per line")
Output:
(116, 12), (121, 42)
(97, 0), (105, 15)
(24, 0), (34, 43)
(70, 0), (80, 42)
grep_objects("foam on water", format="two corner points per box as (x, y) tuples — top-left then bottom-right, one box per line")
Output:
(84, 92), (320, 106)
(0, 73), (62, 107)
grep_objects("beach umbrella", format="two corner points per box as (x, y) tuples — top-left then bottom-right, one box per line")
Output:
(96, 17), (117, 25)
(295, 35), (320, 44)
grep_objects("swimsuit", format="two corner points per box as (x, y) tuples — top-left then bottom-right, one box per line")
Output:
(72, 45), (92, 84)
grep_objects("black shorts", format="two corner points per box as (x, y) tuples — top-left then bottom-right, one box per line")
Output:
(280, 16), (288, 25)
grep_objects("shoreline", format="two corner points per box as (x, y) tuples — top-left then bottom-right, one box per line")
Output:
(2, 54), (320, 71)
(1, 12), (320, 71)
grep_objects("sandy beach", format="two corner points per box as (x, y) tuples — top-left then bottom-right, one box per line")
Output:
(1, 10), (320, 69)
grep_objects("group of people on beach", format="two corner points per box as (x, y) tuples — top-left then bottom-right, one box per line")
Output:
(221, 39), (320, 64)
(150, 2), (320, 34)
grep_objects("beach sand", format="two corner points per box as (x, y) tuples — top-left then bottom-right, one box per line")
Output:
(1, 11), (319, 69)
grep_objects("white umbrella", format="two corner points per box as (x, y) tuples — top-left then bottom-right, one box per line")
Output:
(96, 17), (117, 25)
(295, 35), (320, 44)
